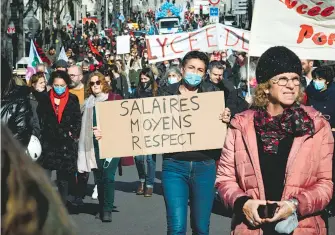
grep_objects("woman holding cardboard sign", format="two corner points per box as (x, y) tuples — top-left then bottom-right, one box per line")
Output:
(133, 68), (159, 197)
(77, 71), (122, 222)
(216, 46), (334, 235)
(159, 51), (231, 235)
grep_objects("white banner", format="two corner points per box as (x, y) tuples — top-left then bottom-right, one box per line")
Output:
(146, 23), (250, 63)
(249, 0), (335, 60)
(117, 35), (130, 55)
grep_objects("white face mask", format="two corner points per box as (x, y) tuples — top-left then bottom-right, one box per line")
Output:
(168, 76), (179, 84)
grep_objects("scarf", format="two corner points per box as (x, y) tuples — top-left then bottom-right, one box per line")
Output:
(77, 93), (109, 173)
(254, 104), (315, 154)
(49, 88), (69, 124)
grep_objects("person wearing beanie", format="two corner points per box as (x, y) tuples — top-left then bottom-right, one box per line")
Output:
(55, 59), (68, 72)
(216, 46), (334, 235)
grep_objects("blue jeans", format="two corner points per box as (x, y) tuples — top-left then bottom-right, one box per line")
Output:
(162, 158), (216, 235)
(135, 154), (156, 188)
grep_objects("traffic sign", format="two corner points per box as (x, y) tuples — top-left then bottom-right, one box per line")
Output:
(208, 0), (220, 5)
(209, 7), (219, 23)
(209, 7), (219, 17)
(7, 21), (15, 34)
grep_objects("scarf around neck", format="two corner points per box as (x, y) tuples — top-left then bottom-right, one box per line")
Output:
(49, 88), (69, 124)
(77, 92), (109, 173)
(254, 104), (315, 154)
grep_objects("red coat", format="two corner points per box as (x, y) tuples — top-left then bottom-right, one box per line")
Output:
(216, 106), (334, 235)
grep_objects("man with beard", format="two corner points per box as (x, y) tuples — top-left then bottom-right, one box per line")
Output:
(68, 65), (85, 105)
(301, 59), (314, 89)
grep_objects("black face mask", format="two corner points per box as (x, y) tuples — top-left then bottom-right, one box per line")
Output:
(141, 81), (151, 90)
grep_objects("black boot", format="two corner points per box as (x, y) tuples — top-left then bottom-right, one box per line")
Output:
(102, 211), (112, 222)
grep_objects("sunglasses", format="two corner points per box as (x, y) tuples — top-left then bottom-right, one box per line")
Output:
(90, 80), (101, 86)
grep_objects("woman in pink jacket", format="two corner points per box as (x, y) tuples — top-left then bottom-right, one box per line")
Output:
(216, 46), (334, 235)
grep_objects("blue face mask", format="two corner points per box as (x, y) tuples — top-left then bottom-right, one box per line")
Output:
(313, 80), (325, 91)
(183, 72), (202, 87)
(168, 76), (179, 85)
(53, 86), (66, 95)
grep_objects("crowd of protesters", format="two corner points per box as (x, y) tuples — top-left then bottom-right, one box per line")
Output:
(2, 16), (335, 235)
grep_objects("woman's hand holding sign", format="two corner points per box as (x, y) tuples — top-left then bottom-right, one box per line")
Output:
(220, 107), (231, 124)
(93, 126), (102, 140)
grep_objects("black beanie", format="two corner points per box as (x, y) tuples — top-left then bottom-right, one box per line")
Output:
(256, 46), (302, 84)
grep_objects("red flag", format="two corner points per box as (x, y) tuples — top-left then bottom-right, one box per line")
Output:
(88, 39), (101, 56)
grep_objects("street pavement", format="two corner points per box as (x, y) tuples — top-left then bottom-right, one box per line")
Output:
(65, 155), (335, 235)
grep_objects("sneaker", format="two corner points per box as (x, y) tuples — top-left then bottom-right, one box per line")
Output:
(92, 185), (98, 200)
(144, 187), (153, 197)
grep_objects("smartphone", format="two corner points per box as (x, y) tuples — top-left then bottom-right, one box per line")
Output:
(258, 203), (278, 219)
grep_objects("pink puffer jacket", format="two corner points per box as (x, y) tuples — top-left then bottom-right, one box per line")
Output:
(216, 106), (334, 235)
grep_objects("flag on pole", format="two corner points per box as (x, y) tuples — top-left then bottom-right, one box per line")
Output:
(26, 40), (43, 82)
(58, 46), (69, 62)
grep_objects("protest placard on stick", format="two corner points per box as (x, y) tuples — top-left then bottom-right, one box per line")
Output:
(96, 91), (226, 158)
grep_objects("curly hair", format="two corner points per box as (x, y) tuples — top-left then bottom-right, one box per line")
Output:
(50, 71), (71, 86)
(1, 124), (76, 235)
(253, 81), (304, 107)
(86, 71), (111, 96)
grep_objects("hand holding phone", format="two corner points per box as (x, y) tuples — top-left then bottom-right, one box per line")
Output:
(257, 203), (278, 219)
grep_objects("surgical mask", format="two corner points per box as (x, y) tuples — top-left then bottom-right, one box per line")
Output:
(313, 80), (325, 91)
(165, 63), (170, 68)
(168, 76), (179, 84)
(183, 72), (202, 87)
(53, 86), (66, 95)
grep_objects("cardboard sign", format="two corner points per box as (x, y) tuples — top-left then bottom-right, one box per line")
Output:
(250, 0), (335, 60)
(96, 92), (226, 158)
(146, 23), (250, 63)
(116, 35), (130, 54)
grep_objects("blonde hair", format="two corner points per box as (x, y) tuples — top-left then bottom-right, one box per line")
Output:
(1, 125), (76, 235)
(253, 81), (303, 107)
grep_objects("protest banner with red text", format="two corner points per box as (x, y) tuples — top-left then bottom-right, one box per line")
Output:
(146, 23), (250, 63)
(249, 0), (335, 60)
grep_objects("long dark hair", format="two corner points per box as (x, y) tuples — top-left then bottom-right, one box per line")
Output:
(137, 68), (158, 97)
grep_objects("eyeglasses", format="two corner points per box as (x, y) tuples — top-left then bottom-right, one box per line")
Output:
(69, 74), (80, 77)
(90, 81), (101, 86)
(271, 77), (301, 86)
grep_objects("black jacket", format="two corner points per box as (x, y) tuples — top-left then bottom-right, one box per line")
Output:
(112, 74), (130, 99)
(306, 82), (335, 130)
(37, 93), (81, 173)
(1, 86), (33, 147)
(28, 90), (47, 138)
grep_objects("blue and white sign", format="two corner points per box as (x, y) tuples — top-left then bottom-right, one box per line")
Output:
(210, 7), (219, 17)
(209, 7), (219, 23)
